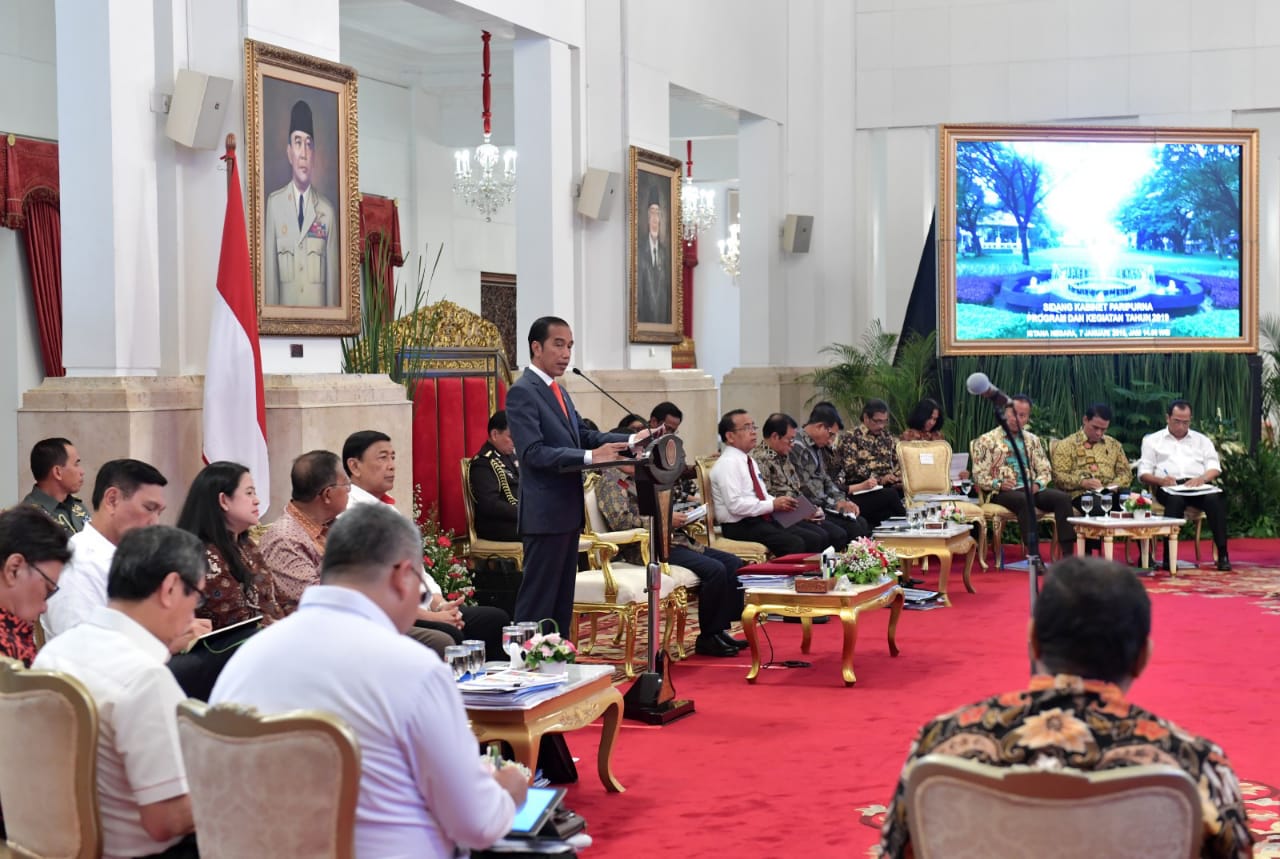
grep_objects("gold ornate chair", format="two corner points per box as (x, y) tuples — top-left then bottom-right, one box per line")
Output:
(904, 754), (1202, 859)
(572, 474), (680, 677)
(897, 440), (987, 567)
(177, 700), (361, 859)
(970, 440), (1060, 568)
(0, 656), (101, 859)
(692, 455), (769, 564)
(582, 472), (699, 660)
(459, 458), (524, 567)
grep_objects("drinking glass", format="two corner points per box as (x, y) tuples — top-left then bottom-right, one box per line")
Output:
(462, 639), (487, 677)
(445, 645), (470, 681)
(1100, 493), (1113, 515)
(1081, 494), (1095, 515)
(516, 621), (541, 646)
(959, 478), (973, 497)
(501, 625), (524, 670)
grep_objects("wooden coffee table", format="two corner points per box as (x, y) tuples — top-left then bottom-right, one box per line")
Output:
(872, 523), (977, 605)
(740, 579), (903, 686)
(1067, 515), (1186, 574)
(466, 664), (625, 792)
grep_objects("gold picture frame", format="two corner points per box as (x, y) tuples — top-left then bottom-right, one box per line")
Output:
(245, 39), (360, 335)
(938, 123), (1258, 355)
(629, 146), (684, 344)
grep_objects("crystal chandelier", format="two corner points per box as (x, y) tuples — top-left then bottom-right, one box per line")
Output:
(718, 222), (741, 278)
(453, 31), (516, 222)
(680, 140), (716, 241)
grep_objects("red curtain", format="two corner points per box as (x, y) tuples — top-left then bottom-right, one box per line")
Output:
(359, 194), (404, 321)
(2, 134), (63, 377)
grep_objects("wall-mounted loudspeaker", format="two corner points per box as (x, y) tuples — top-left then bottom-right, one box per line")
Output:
(782, 214), (814, 253)
(165, 70), (233, 150)
(577, 168), (620, 221)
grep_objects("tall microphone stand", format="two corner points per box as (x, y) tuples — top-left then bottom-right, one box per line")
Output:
(991, 405), (1047, 615)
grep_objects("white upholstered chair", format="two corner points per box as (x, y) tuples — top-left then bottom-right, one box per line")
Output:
(0, 656), (101, 859)
(904, 754), (1202, 859)
(176, 700), (361, 859)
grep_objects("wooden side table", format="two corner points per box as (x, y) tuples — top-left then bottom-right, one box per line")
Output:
(740, 580), (903, 686)
(872, 524), (977, 605)
(1066, 516), (1186, 574)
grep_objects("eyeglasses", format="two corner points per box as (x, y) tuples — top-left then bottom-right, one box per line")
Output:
(181, 580), (208, 610)
(415, 565), (433, 605)
(28, 561), (59, 599)
(732, 423), (757, 433)
(325, 480), (353, 492)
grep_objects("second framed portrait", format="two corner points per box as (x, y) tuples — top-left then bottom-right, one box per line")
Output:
(629, 146), (684, 344)
(245, 39), (360, 335)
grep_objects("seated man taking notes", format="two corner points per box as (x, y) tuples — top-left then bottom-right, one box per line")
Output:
(1137, 399), (1231, 571)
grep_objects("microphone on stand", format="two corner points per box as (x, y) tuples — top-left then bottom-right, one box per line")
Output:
(965, 372), (1011, 410)
(571, 368), (640, 419)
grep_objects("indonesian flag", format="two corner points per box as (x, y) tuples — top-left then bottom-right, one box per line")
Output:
(202, 145), (270, 512)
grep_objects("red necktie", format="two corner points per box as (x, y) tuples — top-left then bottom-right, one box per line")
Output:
(747, 459), (773, 521)
(550, 381), (569, 419)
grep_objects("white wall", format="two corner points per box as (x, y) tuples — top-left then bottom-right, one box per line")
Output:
(853, 0), (1280, 330)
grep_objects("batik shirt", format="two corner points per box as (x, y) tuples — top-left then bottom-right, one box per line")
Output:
(1050, 430), (1132, 497)
(199, 541), (285, 630)
(0, 606), (36, 667)
(595, 467), (702, 565)
(789, 431), (848, 508)
(879, 674), (1253, 859)
(836, 425), (902, 485)
(751, 444), (803, 499)
(971, 425), (1052, 493)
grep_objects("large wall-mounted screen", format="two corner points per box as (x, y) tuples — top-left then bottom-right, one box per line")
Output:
(938, 125), (1258, 355)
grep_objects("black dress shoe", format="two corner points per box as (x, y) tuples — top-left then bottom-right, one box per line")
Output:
(694, 633), (738, 657)
(1216, 555), (1232, 572)
(717, 631), (749, 650)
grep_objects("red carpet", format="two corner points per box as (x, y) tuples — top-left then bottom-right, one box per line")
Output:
(560, 543), (1280, 858)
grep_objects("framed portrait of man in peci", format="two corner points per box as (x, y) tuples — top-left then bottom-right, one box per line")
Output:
(629, 146), (684, 344)
(245, 39), (360, 335)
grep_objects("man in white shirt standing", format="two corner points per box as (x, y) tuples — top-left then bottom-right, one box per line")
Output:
(710, 409), (807, 556)
(212, 503), (526, 858)
(34, 526), (209, 859)
(1137, 399), (1231, 571)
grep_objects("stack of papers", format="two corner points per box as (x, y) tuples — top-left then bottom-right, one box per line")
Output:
(903, 587), (940, 604)
(738, 574), (797, 589)
(1164, 485), (1222, 496)
(680, 503), (707, 524)
(458, 670), (569, 706)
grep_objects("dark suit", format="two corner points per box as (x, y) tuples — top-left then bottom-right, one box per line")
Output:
(506, 368), (629, 634)
(637, 236), (671, 323)
(470, 441), (520, 542)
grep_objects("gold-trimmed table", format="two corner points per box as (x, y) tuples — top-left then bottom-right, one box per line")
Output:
(466, 664), (625, 792)
(740, 579), (903, 686)
(1066, 515), (1186, 575)
(872, 523), (977, 606)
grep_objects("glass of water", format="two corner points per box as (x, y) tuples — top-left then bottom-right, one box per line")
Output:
(1081, 494), (1095, 515)
(501, 625), (524, 670)
(1100, 493), (1113, 515)
(959, 478), (973, 497)
(517, 621), (541, 645)
(445, 645), (470, 681)
(462, 639), (487, 677)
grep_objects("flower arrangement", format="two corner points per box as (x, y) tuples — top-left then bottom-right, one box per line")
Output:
(522, 629), (578, 669)
(938, 503), (968, 523)
(832, 537), (901, 585)
(1122, 493), (1152, 514)
(414, 489), (476, 605)
(479, 751), (533, 782)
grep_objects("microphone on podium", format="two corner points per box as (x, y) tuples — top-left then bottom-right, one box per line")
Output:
(965, 372), (1011, 410)
(570, 367), (640, 419)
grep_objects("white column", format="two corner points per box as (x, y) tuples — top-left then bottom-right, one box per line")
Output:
(737, 115), (783, 366)
(513, 37), (577, 354)
(56, 0), (161, 376)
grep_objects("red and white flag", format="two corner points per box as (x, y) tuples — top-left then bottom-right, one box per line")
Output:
(202, 144), (270, 512)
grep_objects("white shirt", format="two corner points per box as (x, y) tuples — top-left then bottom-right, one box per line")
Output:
(710, 445), (775, 523)
(42, 522), (116, 639)
(33, 606), (188, 859)
(1137, 427), (1222, 481)
(210, 586), (515, 858)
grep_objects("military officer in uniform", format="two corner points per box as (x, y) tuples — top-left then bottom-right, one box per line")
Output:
(469, 411), (520, 542)
(21, 437), (90, 536)
(264, 99), (340, 307)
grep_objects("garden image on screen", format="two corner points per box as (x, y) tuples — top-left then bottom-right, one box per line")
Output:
(951, 138), (1242, 344)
